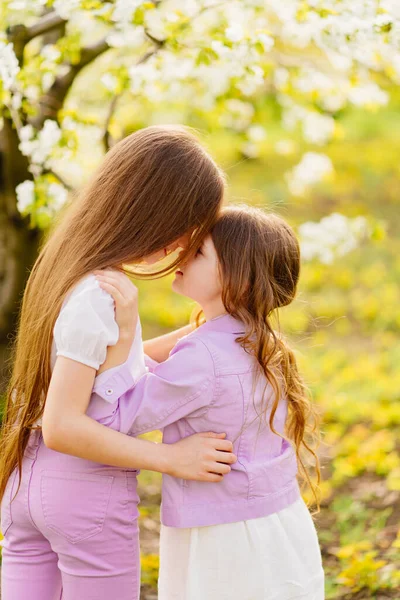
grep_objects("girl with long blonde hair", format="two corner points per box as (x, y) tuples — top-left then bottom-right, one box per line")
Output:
(0, 125), (237, 600)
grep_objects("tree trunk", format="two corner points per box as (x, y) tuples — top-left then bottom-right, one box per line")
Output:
(0, 117), (41, 392)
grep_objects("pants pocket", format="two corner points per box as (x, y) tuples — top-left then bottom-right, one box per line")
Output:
(0, 468), (18, 537)
(40, 470), (113, 544)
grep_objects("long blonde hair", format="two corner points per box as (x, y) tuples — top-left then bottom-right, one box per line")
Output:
(0, 125), (226, 501)
(210, 206), (320, 507)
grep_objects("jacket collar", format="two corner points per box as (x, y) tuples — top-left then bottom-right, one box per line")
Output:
(197, 314), (245, 335)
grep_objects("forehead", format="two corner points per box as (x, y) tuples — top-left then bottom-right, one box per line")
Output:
(201, 235), (214, 251)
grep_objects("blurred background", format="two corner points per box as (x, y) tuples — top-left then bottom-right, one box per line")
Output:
(1, 2), (400, 598)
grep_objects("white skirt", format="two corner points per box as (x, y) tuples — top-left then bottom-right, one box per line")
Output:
(158, 497), (324, 600)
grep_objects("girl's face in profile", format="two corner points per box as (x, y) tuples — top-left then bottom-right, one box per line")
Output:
(172, 235), (223, 308)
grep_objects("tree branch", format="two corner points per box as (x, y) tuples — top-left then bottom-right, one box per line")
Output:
(33, 38), (110, 129)
(102, 42), (162, 151)
(102, 94), (121, 152)
(144, 30), (165, 46)
(78, 38), (110, 70)
(26, 12), (66, 42)
(7, 11), (66, 65)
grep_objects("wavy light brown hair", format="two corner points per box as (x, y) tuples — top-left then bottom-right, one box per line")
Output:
(210, 205), (321, 507)
(0, 125), (226, 501)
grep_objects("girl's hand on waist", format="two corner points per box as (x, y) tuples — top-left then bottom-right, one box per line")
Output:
(94, 269), (138, 374)
(165, 432), (237, 482)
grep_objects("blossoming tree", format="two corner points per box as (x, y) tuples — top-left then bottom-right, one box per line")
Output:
(0, 0), (399, 362)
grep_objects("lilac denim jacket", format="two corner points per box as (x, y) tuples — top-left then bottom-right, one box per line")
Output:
(93, 314), (300, 528)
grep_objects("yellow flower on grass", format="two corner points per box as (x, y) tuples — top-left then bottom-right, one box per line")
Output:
(392, 530), (400, 550)
(336, 540), (372, 559)
(337, 549), (387, 592)
(141, 553), (159, 588)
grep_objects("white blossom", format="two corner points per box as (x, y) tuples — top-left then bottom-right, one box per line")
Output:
(210, 41), (231, 59)
(92, 2), (113, 17)
(256, 33), (274, 52)
(287, 152), (333, 196)
(247, 124), (267, 142)
(220, 99), (254, 131)
(225, 24), (245, 43)
(321, 93), (346, 112)
(19, 120), (62, 168)
(182, 0), (199, 17)
(283, 104), (305, 131)
(53, 0), (81, 20)
(275, 139), (295, 155)
(11, 93), (22, 110)
(299, 213), (369, 264)
(381, 0), (400, 20)
(0, 42), (20, 91)
(40, 45), (61, 63)
(42, 72), (55, 91)
(109, 0), (147, 47)
(19, 124), (34, 142)
(145, 8), (168, 40)
(283, 103), (336, 145)
(295, 68), (336, 95)
(24, 85), (40, 102)
(112, 0), (144, 26)
(47, 183), (68, 211)
(236, 65), (264, 96)
(241, 141), (259, 158)
(107, 25), (145, 48)
(274, 68), (289, 89)
(326, 51), (353, 72)
(302, 112), (335, 145)
(348, 82), (389, 107)
(35, 120), (61, 165)
(9, 0), (46, 10)
(16, 180), (35, 214)
(101, 73), (119, 92)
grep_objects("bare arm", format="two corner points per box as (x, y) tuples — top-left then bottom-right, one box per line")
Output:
(42, 356), (235, 480)
(42, 356), (163, 469)
(143, 324), (194, 363)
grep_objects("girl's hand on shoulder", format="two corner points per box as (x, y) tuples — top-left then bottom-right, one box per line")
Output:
(166, 432), (237, 482)
(94, 269), (139, 342)
(94, 270), (138, 374)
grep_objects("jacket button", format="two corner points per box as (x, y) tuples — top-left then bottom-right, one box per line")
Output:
(105, 388), (113, 396)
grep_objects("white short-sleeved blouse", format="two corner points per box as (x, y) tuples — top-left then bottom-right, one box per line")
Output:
(51, 273), (146, 378)
(32, 273), (144, 428)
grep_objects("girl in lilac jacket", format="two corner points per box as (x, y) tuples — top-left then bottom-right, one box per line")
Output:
(95, 205), (325, 600)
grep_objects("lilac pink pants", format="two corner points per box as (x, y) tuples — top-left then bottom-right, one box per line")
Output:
(1, 430), (140, 600)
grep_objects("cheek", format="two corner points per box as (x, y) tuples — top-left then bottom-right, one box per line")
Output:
(189, 264), (221, 300)
(175, 264), (203, 297)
